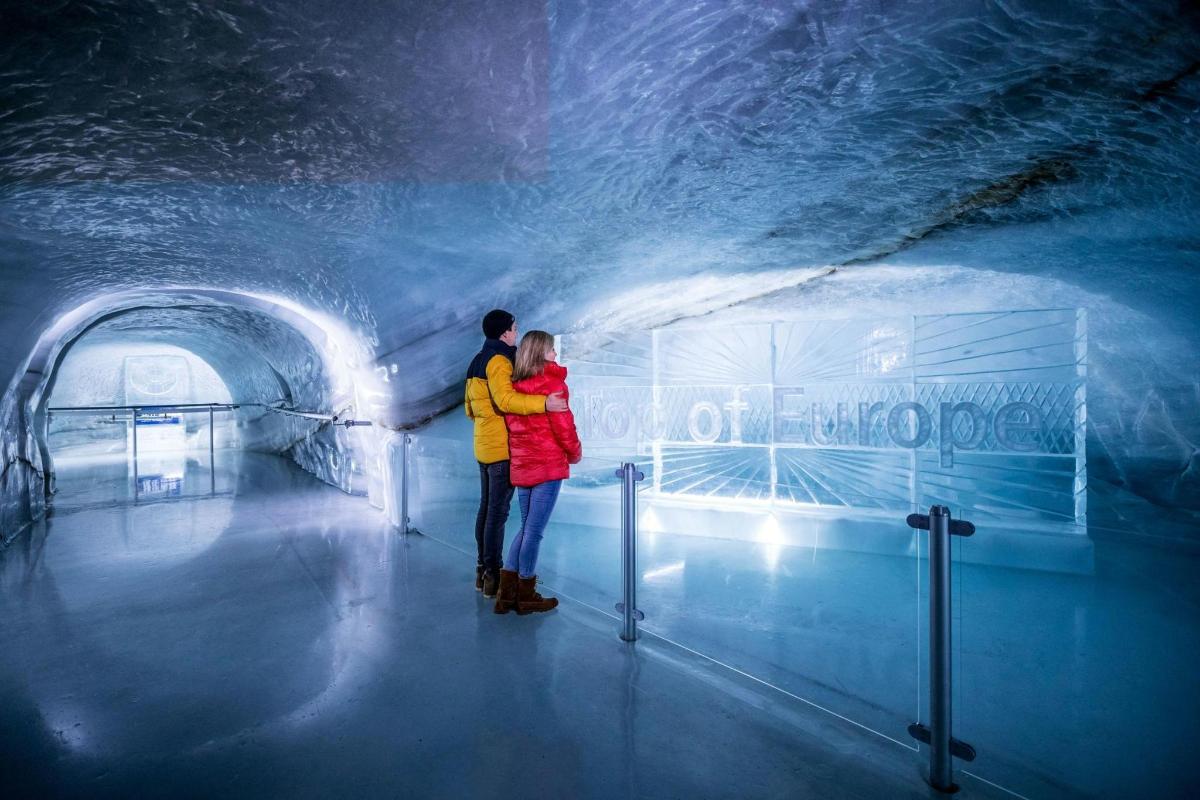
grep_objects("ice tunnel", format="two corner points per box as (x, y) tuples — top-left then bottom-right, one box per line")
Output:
(1, 2), (1198, 798)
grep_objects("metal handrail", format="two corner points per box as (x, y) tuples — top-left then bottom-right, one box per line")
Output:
(47, 403), (236, 500)
(255, 404), (373, 427)
(47, 402), (372, 428)
(48, 402), (240, 414)
(256, 405), (338, 422)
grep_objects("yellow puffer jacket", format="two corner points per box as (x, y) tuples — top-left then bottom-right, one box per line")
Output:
(464, 340), (546, 464)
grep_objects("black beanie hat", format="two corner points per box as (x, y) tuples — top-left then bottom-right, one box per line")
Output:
(482, 309), (515, 339)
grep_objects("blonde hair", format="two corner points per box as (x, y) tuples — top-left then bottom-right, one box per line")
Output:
(512, 330), (555, 382)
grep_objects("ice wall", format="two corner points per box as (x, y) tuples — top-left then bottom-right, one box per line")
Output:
(2, 1), (1199, 536)
(0, 290), (370, 536)
(52, 341), (233, 409)
(47, 341), (232, 455)
(52, 302), (373, 495)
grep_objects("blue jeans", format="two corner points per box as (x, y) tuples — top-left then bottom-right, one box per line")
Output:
(504, 480), (562, 579)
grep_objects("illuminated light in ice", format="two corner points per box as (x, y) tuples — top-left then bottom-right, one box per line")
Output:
(757, 514), (784, 544)
(758, 514), (785, 573)
(639, 505), (665, 533)
(642, 560), (686, 581)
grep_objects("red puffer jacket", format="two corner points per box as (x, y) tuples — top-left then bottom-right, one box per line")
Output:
(506, 361), (583, 487)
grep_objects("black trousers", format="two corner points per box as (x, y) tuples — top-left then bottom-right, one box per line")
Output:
(475, 460), (514, 572)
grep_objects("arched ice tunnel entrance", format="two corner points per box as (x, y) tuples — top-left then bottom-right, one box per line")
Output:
(2, 289), (393, 527)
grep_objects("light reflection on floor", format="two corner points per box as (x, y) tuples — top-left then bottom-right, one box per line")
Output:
(50, 451), (229, 511)
(13, 450), (1200, 798)
(2, 453), (1010, 799)
(413, 495), (1200, 800)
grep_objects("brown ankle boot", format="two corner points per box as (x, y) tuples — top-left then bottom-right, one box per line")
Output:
(475, 566), (484, 593)
(493, 569), (519, 614)
(482, 568), (501, 598)
(516, 576), (558, 615)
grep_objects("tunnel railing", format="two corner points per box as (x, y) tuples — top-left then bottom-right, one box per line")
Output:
(253, 403), (373, 427)
(49, 402), (373, 427)
(400, 433), (413, 535)
(906, 505), (977, 794)
(48, 402), (241, 414)
(603, 459), (980, 791)
(605, 487), (985, 792)
(614, 462), (646, 642)
(49, 402), (372, 499)
(48, 402), (241, 498)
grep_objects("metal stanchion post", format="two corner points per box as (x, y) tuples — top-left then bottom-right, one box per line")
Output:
(614, 462), (645, 642)
(400, 433), (411, 535)
(209, 405), (216, 494)
(131, 408), (139, 501)
(907, 504), (977, 793)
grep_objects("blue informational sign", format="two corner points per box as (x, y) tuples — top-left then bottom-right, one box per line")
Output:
(135, 413), (182, 426)
(561, 309), (1086, 527)
(137, 474), (183, 496)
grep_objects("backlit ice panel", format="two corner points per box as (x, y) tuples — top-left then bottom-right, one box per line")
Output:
(561, 309), (1086, 526)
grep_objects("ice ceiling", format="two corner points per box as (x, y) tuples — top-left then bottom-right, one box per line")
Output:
(2, 1), (1199, 534)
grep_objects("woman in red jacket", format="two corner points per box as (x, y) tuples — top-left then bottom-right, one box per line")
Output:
(494, 330), (583, 615)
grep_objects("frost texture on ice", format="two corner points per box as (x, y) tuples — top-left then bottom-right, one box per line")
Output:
(1, 0), (1199, 536)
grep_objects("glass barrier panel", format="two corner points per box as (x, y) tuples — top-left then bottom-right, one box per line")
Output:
(927, 308), (1153, 798)
(633, 512), (922, 743)
(407, 415), (490, 556)
(405, 414), (628, 621)
(403, 308), (1102, 779)
(560, 322), (925, 743)
(48, 408), (239, 508)
(49, 411), (135, 508)
(553, 309), (1093, 775)
(956, 524), (1200, 797)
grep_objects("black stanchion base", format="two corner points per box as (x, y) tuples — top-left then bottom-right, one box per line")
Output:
(908, 722), (977, 794)
(923, 774), (961, 795)
(907, 723), (977, 761)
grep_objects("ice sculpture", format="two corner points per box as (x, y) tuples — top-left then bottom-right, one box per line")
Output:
(562, 309), (1087, 527)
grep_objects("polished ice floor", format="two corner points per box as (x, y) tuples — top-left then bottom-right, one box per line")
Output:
(0, 452), (1017, 800)
(407, 428), (1200, 799)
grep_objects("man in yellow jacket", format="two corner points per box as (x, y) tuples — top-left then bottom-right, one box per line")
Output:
(465, 309), (567, 597)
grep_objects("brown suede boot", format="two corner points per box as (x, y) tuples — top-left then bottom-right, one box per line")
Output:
(516, 576), (558, 615)
(493, 569), (519, 614)
(475, 566), (484, 593)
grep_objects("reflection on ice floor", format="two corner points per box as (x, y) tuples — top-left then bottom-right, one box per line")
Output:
(51, 451), (234, 511)
(22, 450), (1200, 798)
(415, 496), (1200, 799)
(2, 453), (1004, 800)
